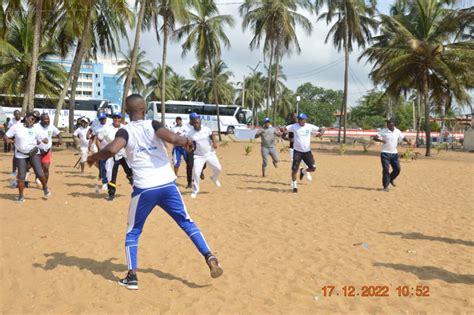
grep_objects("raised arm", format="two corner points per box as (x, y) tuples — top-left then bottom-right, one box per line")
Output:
(154, 121), (193, 150)
(87, 132), (127, 166)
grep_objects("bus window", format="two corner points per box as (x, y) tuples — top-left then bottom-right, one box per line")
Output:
(202, 105), (216, 116)
(236, 110), (246, 124)
(220, 106), (237, 116)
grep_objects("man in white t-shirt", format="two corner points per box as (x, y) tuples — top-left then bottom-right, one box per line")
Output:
(374, 118), (411, 192)
(283, 113), (324, 193)
(36, 113), (63, 185)
(187, 114), (221, 199)
(97, 112), (133, 201)
(171, 116), (188, 176)
(86, 94), (223, 290)
(3, 112), (50, 203)
(89, 112), (110, 189)
(73, 117), (91, 174)
(8, 110), (22, 176)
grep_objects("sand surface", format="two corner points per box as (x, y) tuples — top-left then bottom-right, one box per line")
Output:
(1, 140), (473, 314)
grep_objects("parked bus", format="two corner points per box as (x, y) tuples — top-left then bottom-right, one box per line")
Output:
(0, 94), (120, 128)
(147, 100), (250, 133)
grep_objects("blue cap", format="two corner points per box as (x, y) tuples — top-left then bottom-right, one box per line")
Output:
(263, 117), (271, 123)
(98, 112), (107, 119)
(112, 112), (122, 118)
(297, 113), (308, 120)
(189, 112), (200, 119)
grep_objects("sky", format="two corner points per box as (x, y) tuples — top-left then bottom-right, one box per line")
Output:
(117, 1), (471, 111)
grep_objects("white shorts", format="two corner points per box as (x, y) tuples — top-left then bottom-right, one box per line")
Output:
(79, 147), (89, 163)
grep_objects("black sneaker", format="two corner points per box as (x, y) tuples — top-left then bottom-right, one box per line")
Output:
(299, 168), (305, 180)
(200, 173), (205, 180)
(118, 271), (138, 290)
(383, 187), (390, 192)
(106, 195), (115, 201)
(186, 183), (192, 189)
(205, 254), (223, 279)
(293, 188), (298, 193)
(390, 180), (396, 187)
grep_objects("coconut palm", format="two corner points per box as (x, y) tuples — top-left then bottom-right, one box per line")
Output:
(167, 72), (188, 100)
(315, 0), (378, 143)
(117, 48), (153, 95)
(205, 59), (234, 105)
(153, 0), (190, 123)
(185, 63), (210, 102)
(175, 0), (234, 139)
(240, 0), (312, 121)
(145, 63), (176, 101)
(0, 12), (67, 100)
(361, 0), (474, 156)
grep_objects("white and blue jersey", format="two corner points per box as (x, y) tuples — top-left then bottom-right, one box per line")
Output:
(116, 120), (211, 270)
(171, 124), (188, 168)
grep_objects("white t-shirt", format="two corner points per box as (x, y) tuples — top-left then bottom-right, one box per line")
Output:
(92, 122), (110, 149)
(98, 124), (126, 159)
(377, 128), (404, 154)
(36, 124), (60, 151)
(187, 126), (213, 156)
(286, 123), (320, 153)
(171, 125), (187, 137)
(5, 123), (45, 158)
(121, 120), (176, 189)
(73, 126), (90, 148)
(8, 118), (21, 128)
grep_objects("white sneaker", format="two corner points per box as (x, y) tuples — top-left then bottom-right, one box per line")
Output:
(212, 178), (221, 187)
(306, 172), (312, 182)
(36, 178), (41, 185)
(101, 184), (108, 190)
(190, 193), (197, 199)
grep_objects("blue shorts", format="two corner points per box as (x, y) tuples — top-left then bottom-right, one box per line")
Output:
(172, 146), (187, 168)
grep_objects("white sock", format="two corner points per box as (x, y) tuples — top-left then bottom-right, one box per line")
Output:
(301, 168), (307, 175)
(292, 181), (298, 189)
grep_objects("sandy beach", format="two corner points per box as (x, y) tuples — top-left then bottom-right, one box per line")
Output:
(1, 140), (473, 314)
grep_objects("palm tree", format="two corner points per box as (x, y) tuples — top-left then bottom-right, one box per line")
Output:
(316, 0), (378, 144)
(205, 59), (234, 105)
(0, 12), (67, 100)
(167, 72), (188, 100)
(361, 0), (474, 156)
(240, 0), (312, 121)
(120, 0), (149, 117)
(154, 0), (190, 124)
(176, 0), (234, 139)
(185, 63), (210, 102)
(145, 63), (175, 101)
(117, 48), (153, 95)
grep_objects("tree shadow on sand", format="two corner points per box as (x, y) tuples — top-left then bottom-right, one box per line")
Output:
(68, 192), (123, 199)
(242, 179), (288, 186)
(379, 231), (474, 247)
(64, 182), (97, 189)
(373, 262), (474, 285)
(331, 185), (380, 191)
(32, 252), (209, 289)
(236, 186), (290, 193)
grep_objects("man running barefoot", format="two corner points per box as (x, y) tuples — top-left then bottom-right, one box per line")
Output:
(87, 94), (223, 290)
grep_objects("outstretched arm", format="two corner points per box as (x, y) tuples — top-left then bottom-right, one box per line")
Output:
(87, 136), (127, 166)
(154, 121), (193, 150)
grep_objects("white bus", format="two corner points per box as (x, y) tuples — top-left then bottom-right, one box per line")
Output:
(0, 94), (120, 128)
(147, 100), (250, 133)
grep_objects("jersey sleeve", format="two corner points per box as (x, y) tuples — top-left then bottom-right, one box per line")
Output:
(286, 124), (294, 132)
(152, 120), (163, 131)
(310, 124), (320, 133)
(73, 128), (79, 137)
(5, 124), (16, 138)
(115, 128), (129, 145)
(52, 126), (61, 136)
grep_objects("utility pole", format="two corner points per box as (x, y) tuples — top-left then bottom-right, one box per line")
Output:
(296, 95), (301, 115)
(242, 75), (246, 109)
(247, 61), (261, 126)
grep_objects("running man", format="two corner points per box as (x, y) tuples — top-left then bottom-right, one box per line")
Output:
(73, 117), (91, 174)
(171, 117), (188, 176)
(97, 112), (133, 201)
(3, 112), (51, 203)
(89, 112), (109, 190)
(283, 112), (312, 181)
(255, 117), (281, 177)
(373, 118), (411, 192)
(36, 113), (63, 185)
(282, 113), (324, 193)
(187, 114), (221, 199)
(87, 94), (223, 290)
(8, 110), (22, 176)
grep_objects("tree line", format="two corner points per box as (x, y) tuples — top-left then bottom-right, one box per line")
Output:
(1, 0), (472, 154)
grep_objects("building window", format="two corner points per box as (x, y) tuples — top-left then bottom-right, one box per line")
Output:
(98, 83), (101, 87)
(98, 92), (101, 96)
(95, 74), (98, 78)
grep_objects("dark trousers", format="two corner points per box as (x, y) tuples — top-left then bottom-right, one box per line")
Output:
(99, 160), (108, 184)
(108, 158), (133, 197)
(381, 152), (401, 188)
(4, 142), (11, 152)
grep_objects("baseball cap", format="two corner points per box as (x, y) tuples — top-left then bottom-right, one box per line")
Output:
(385, 117), (396, 123)
(78, 116), (88, 123)
(112, 112), (122, 118)
(263, 117), (271, 123)
(297, 113), (308, 120)
(189, 112), (200, 119)
(98, 112), (107, 119)
(22, 112), (35, 122)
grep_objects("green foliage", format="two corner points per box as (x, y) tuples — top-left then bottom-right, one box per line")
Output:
(435, 143), (448, 154)
(295, 83), (342, 127)
(244, 144), (252, 155)
(400, 148), (421, 162)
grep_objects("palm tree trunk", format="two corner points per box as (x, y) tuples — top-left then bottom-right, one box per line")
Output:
(423, 72), (431, 156)
(160, 21), (169, 125)
(272, 48), (280, 123)
(21, 0), (43, 114)
(415, 92), (421, 146)
(53, 1), (95, 127)
(207, 54), (222, 141)
(121, 0), (147, 117)
(68, 49), (82, 131)
(341, 11), (349, 144)
(265, 40), (274, 117)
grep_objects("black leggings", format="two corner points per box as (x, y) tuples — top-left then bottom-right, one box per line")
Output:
(17, 155), (44, 181)
(108, 158), (133, 196)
